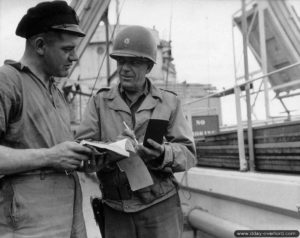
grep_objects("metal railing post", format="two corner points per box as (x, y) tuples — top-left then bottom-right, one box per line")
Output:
(258, 0), (271, 120)
(242, 0), (255, 171)
(235, 85), (248, 171)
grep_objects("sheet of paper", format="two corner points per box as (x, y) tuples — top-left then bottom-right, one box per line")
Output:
(80, 139), (129, 157)
(117, 152), (153, 191)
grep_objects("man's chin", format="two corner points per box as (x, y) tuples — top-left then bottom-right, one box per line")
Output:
(54, 71), (69, 78)
(122, 83), (135, 91)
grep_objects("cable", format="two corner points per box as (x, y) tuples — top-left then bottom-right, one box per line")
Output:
(165, 0), (174, 89)
(89, 0), (127, 99)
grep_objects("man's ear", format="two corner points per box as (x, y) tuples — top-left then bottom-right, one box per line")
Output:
(146, 62), (154, 73)
(34, 37), (46, 56)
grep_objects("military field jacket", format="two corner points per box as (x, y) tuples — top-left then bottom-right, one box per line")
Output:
(76, 79), (196, 212)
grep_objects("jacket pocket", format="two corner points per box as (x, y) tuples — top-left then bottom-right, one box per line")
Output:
(134, 175), (175, 204)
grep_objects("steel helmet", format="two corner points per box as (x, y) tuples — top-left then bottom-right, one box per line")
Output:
(110, 25), (157, 63)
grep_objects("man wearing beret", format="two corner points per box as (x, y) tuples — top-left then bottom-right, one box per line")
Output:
(0, 1), (93, 237)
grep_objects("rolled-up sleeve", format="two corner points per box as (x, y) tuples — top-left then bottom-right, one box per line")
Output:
(0, 91), (10, 137)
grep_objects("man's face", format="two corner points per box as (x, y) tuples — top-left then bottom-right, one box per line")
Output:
(43, 32), (81, 77)
(116, 57), (151, 93)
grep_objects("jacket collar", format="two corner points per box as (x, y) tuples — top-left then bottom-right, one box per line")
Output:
(103, 78), (163, 113)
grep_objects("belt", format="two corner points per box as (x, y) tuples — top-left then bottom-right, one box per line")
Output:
(2, 169), (69, 181)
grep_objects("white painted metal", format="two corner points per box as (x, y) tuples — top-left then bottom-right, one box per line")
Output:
(177, 168), (300, 237)
(188, 208), (250, 238)
(234, 86), (247, 171)
(232, 1), (246, 172)
(258, 1), (271, 120)
(241, 0), (255, 171)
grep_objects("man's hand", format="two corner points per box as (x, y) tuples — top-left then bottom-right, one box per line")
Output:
(135, 139), (164, 163)
(121, 125), (138, 146)
(44, 141), (93, 171)
(78, 147), (108, 173)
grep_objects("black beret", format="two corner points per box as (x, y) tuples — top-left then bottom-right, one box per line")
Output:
(16, 1), (85, 39)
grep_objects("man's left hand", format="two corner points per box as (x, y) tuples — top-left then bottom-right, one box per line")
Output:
(135, 139), (164, 163)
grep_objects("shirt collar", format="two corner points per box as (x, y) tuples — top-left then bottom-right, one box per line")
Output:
(5, 60), (28, 71)
(119, 80), (149, 95)
(4, 60), (56, 88)
(103, 78), (163, 101)
(118, 79), (150, 99)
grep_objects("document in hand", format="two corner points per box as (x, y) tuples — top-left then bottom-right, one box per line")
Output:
(80, 139), (131, 158)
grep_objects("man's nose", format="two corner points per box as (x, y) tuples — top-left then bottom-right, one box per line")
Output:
(69, 50), (79, 61)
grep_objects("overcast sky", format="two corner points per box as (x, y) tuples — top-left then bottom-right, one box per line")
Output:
(109, 0), (242, 90)
(0, 0), (299, 124)
(1, 0), (300, 89)
(0, 0), (260, 90)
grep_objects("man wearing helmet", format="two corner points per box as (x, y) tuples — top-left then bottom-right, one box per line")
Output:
(76, 25), (196, 238)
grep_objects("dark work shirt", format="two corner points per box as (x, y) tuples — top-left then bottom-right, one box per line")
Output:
(0, 60), (73, 150)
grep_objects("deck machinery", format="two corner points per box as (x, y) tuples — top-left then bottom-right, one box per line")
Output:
(177, 1), (300, 237)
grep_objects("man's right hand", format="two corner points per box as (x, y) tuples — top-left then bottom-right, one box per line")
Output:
(121, 128), (138, 147)
(44, 141), (93, 171)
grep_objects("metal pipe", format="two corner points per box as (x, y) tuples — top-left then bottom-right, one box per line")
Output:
(246, 5), (258, 40)
(231, 19), (238, 85)
(232, 0), (256, 18)
(258, 0), (271, 120)
(232, 15), (247, 171)
(244, 61), (300, 85)
(242, 0), (255, 171)
(79, 90), (82, 121)
(278, 97), (291, 121)
(183, 61), (300, 106)
(103, 9), (111, 86)
(188, 208), (250, 238)
(235, 86), (248, 171)
(271, 78), (300, 91)
(278, 91), (300, 99)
